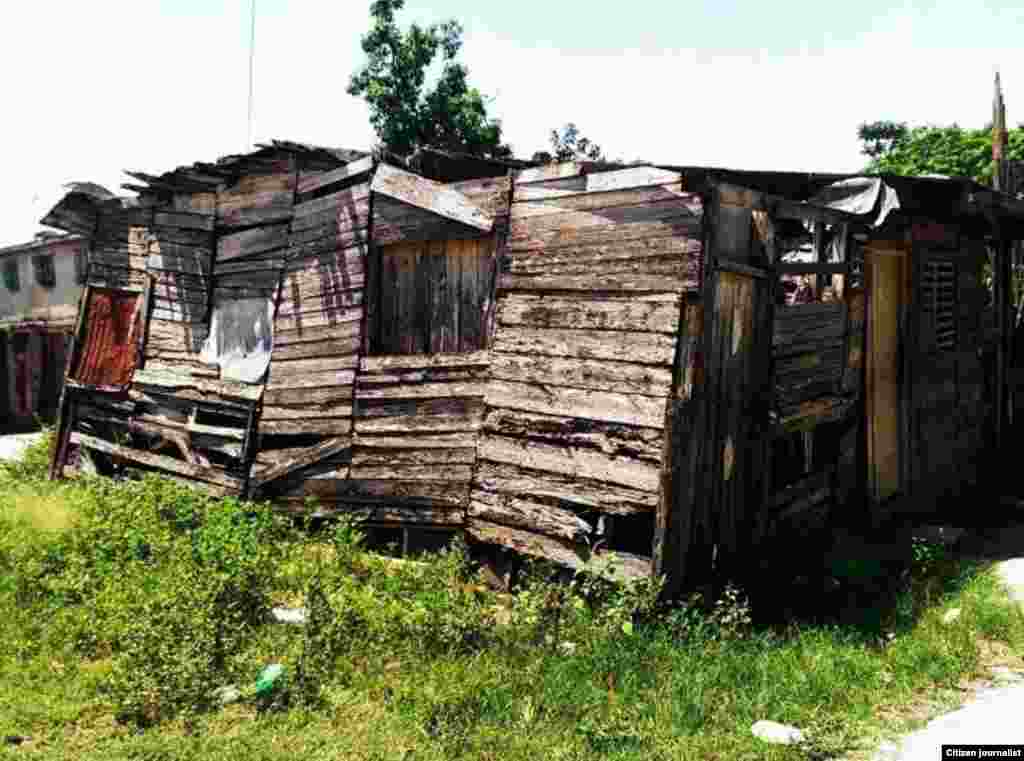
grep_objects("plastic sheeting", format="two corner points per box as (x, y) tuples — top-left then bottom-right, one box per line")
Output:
(200, 297), (274, 384)
(808, 177), (902, 227)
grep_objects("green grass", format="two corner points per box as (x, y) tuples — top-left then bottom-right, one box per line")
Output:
(1, 433), (1023, 760)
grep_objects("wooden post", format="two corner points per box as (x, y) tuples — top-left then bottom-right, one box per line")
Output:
(992, 73), (1014, 452)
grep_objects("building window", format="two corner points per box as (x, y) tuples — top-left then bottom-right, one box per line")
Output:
(373, 238), (495, 354)
(33, 255), (56, 289)
(921, 258), (956, 352)
(74, 248), (89, 285)
(2, 259), (19, 292)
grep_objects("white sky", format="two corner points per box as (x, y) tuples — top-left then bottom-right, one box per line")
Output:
(2, 0), (1022, 246)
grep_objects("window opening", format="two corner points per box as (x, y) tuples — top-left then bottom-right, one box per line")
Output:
(3, 259), (20, 292)
(33, 255), (56, 289)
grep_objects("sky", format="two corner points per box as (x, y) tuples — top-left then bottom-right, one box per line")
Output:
(2, 0), (1023, 246)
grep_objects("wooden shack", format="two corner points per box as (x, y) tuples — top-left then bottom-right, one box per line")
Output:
(42, 141), (1024, 593)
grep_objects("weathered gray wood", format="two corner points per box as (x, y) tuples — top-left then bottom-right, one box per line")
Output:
(265, 369), (357, 391)
(485, 379), (667, 428)
(468, 490), (592, 541)
(513, 185), (688, 220)
(71, 432), (242, 490)
(360, 350), (491, 373)
(268, 354), (359, 376)
(216, 223), (290, 262)
(506, 236), (700, 273)
(132, 367), (261, 401)
(292, 183), (371, 220)
(499, 268), (698, 293)
(514, 162), (586, 185)
(286, 478), (468, 507)
(354, 411), (483, 434)
(372, 163), (494, 231)
(497, 293), (680, 333)
(263, 386), (354, 405)
(355, 382), (487, 400)
(482, 408), (663, 462)
(297, 156), (374, 195)
(490, 353), (673, 396)
(261, 402), (354, 419)
(351, 448), (477, 467)
(259, 419), (352, 435)
(274, 322), (363, 348)
(355, 432), (478, 449)
(349, 464), (474, 481)
(493, 327), (674, 365)
(466, 519), (651, 581)
(478, 434), (661, 492)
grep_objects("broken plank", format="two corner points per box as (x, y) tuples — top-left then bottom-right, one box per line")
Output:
(372, 163), (493, 232)
(468, 490), (592, 542)
(251, 436), (352, 488)
(293, 182), (370, 218)
(261, 402), (353, 419)
(466, 519), (651, 581)
(71, 432), (242, 490)
(482, 407), (663, 461)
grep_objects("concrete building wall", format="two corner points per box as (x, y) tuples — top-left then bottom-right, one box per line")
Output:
(0, 235), (85, 326)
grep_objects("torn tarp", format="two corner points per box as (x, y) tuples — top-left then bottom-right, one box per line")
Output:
(200, 297), (274, 383)
(808, 177), (902, 228)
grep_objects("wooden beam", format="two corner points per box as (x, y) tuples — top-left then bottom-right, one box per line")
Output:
(371, 163), (494, 232)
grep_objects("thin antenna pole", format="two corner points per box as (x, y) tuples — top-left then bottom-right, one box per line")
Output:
(247, 0), (256, 151)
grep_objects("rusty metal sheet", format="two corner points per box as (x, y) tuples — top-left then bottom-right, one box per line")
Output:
(70, 288), (142, 388)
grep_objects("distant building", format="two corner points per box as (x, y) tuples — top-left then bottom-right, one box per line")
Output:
(0, 232), (86, 429)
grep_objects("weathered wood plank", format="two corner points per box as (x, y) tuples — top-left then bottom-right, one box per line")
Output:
(497, 293), (679, 334)
(71, 432), (242, 490)
(466, 519), (651, 580)
(261, 402), (354, 419)
(269, 354), (359, 376)
(354, 402), (484, 433)
(216, 223), (291, 262)
(513, 185), (689, 219)
(297, 156), (374, 196)
(132, 367), (261, 401)
(259, 419), (352, 436)
(468, 490), (592, 541)
(493, 327), (674, 365)
(514, 162), (586, 185)
(275, 321), (363, 347)
(506, 235), (700, 271)
(490, 353), (673, 396)
(349, 464), (474, 481)
(477, 434), (661, 492)
(355, 433), (478, 449)
(284, 478), (467, 506)
(499, 268), (699, 293)
(482, 408), (663, 462)
(485, 379), (667, 428)
(263, 386), (354, 405)
(355, 382), (487, 400)
(351, 447), (477, 467)
(372, 163), (493, 232)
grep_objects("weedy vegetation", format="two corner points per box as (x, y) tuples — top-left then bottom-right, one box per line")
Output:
(1, 431), (1022, 759)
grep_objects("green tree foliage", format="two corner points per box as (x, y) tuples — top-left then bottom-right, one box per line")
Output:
(858, 120), (1024, 183)
(347, 0), (511, 159)
(532, 123), (605, 164)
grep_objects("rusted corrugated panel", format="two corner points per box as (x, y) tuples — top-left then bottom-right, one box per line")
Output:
(71, 289), (141, 387)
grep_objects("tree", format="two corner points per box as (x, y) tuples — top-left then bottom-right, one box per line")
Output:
(531, 123), (605, 164)
(857, 121), (1024, 183)
(348, 0), (511, 159)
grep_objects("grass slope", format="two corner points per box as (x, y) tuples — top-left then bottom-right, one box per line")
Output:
(1, 433), (1022, 760)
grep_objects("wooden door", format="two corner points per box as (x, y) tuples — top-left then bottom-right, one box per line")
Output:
(866, 249), (907, 501)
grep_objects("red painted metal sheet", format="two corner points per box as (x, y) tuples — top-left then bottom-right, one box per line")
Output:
(70, 288), (142, 387)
